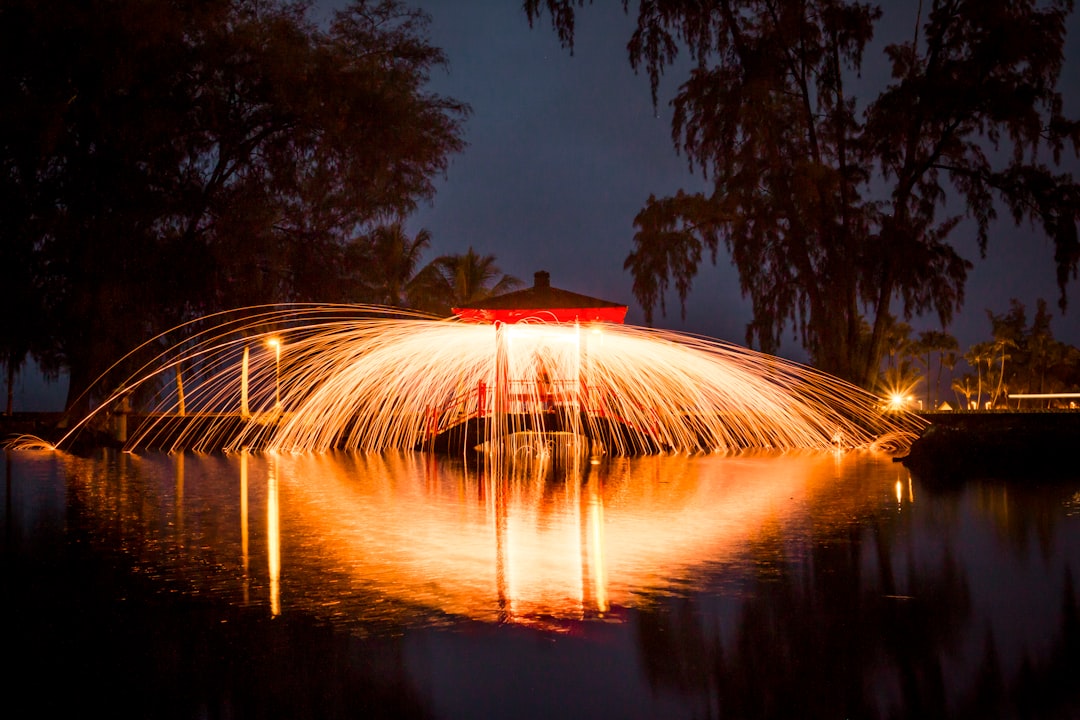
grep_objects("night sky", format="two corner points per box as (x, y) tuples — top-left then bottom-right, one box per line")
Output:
(383, 0), (1080, 359)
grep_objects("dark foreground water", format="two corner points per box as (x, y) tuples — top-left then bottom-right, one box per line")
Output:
(3, 446), (1079, 719)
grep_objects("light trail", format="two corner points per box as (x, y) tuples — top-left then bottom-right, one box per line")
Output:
(26, 305), (923, 455)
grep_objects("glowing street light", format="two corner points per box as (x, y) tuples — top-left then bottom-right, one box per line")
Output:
(885, 393), (914, 412)
(267, 337), (281, 411)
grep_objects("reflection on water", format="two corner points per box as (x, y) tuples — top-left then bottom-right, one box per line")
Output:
(15, 447), (879, 629)
(4, 447), (1079, 719)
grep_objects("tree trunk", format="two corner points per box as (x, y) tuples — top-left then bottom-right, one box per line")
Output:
(993, 355), (1006, 408)
(861, 271), (895, 389)
(5, 361), (13, 415)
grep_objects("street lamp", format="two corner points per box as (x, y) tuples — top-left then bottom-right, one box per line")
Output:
(267, 337), (281, 411)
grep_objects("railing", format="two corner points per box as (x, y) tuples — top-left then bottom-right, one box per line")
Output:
(424, 379), (583, 437)
(423, 378), (661, 443)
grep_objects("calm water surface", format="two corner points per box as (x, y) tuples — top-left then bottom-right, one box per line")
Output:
(3, 447), (1079, 718)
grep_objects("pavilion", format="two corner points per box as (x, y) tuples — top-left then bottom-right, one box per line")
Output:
(434, 271), (633, 453)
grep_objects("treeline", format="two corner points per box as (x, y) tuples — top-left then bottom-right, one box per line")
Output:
(0, 0), (520, 414)
(527, 0), (1080, 388)
(880, 299), (1080, 411)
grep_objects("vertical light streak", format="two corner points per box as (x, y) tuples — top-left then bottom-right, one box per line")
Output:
(267, 338), (281, 412)
(586, 478), (609, 614)
(174, 452), (185, 543)
(571, 473), (586, 615)
(267, 452), (281, 617)
(493, 322), (508, 456)
(493, 473), (509, 621)
(240, 450), (250, 604)
(240, 346), (250, 418)
(175, 365), (186, 417)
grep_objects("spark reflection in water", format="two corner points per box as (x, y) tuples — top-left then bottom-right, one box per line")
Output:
(10, 440), (1080, 718)
(47, 447), (899, 629)
(42, 305), (920, 455)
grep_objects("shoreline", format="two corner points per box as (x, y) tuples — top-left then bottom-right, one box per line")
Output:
(9, 410), (1080, 484)
(901, 410), (1080, 483)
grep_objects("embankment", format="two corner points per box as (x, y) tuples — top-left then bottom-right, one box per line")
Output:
(900, 410), (1080, 483)
(0, 412), (66, 441)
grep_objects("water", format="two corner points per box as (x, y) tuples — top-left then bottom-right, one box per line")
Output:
(3, 447), (1078, 719)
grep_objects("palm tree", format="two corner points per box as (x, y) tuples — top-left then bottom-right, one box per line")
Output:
(915, 330), (959, 409)
(939, 350), (958, 408)
(408, 247), (522, 316)
(952, 375), (978, 410)
(964, 341), (995, 410)
(352, 221), (432, 307)
(882, 319), (914, 373)
(990, 337), (1017, 408)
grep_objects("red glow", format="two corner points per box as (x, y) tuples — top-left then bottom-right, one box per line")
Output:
(452, 306), (627, 324)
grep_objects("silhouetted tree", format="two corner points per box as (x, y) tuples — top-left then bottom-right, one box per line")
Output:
(0, 0), (467, 413)
(877, 316), (922, 403)
(914, 329), (959, 409)
(527, 0), (1080, 387)
(346, 220), (433, 307)
(0, 237), (47, 414)
(952, 373), (977, 409)
(971, 297), (1080, 406)
(1027, 300), (1059, 397)
(882, 318), (915, 374)
(964, 340), (995, 409)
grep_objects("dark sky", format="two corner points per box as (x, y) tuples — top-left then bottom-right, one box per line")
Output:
(373, 0), (1080, 360)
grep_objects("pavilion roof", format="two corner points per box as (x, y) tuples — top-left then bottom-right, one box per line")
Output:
(452, 271), (628, 324)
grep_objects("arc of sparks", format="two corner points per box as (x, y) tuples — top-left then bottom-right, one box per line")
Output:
(21, 305), (923, 456)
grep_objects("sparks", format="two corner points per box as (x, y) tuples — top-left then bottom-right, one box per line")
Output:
(35, 305), (923, 455)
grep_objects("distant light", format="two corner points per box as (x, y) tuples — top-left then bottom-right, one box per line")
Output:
(887, 393), (908, 411)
